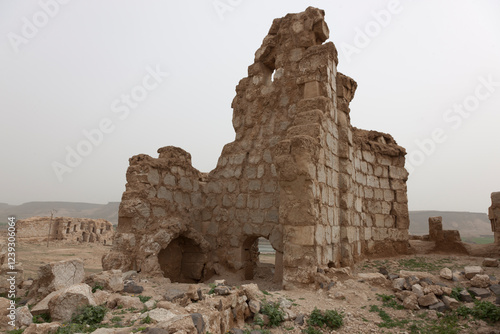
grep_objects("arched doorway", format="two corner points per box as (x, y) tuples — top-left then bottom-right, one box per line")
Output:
(242, 236), (282, 283)
(157, 236), (207, 283)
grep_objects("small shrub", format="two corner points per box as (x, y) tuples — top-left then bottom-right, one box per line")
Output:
(33, 313), (51, 323)
(302, 326), (322, 334)
(71, 304), (107, 326)
(6, 329), (24, 334)
(54, 323), (87, 334)
(92, 283), (104, 293)
(377, 293), (404, 310)
(253, 314), (265, 327)
(138, 295), (152, 303)
(470, 300), (500, 323)
(132, 328), (147, 333)
(307, 307), (343, 330)
(141, 314), (152, 324)
(450, 287), (463, 301)
(111, 316), (122, 323)
(208, 283), (216, 295)
(260, 301), (285, 327)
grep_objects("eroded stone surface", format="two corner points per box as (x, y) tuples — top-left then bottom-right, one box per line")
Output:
(102, 6), (411, 286)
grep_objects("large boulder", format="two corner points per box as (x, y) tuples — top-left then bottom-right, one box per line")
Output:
(29, 259), (85, 300)
(48, 283), (96, 322)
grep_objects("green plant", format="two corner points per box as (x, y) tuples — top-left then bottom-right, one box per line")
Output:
(138, 295), (152, 303)
(92, 283), (104, 293)
(262, 290), (271, 296)
(141, 314), (152, 324)
(470, 300), (500, 323)
(111, 316), (122, 323)
(6, 329), (24, 334)
(71, 304), (107, 326)
(369, 305), (409, 329)
(132, 328), (147, 333)
(54, 323), (88, 334)
(307, 307), (344, 330)
(260, 301), (285, 327)
(423, 313), (460, 334)
(253, 314), (265, 327)
(33, 313), (51, 323)
(208, 283), (216, 295)
(450, 287), (463, 301)
(302, 326), (322, 334)
(377, 293), (404, 310)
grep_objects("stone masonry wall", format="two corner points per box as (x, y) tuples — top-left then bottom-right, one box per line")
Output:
(103, 7), (410, 287)
(17, 216), (114, 245)
(489, 192), (500, 244)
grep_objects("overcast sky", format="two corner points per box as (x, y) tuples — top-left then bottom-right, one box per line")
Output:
(1, 0), (499, 213)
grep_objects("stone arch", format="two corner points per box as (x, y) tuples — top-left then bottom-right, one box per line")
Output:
(157, 235), (208, 283)
(241, 233), (283, 284)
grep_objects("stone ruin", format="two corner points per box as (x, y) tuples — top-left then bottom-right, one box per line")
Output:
(16, 216), (114, 245)
(103, 7), (411, 287)
(489, 192), (500, 244)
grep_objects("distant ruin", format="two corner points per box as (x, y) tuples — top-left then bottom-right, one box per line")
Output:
(103, 7), (411, 287)
(489, 192), (500, 244)
(17, 217), (114, 245)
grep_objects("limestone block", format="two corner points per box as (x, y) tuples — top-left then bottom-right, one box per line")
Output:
(464, 266), (484, 279)
(285, 226), (315, 246)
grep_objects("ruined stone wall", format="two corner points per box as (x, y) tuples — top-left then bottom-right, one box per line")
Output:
(489, 192), (500, 244)
(103, 7), (410, 286)
(16, 217), (114, 245)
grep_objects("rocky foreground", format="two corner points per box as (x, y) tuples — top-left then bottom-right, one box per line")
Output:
(2, 256), (500, 334)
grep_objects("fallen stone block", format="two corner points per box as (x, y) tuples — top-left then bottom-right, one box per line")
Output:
(403, 293), (420, 310)
(468, 287), (491, 299)
(489, 284), (500, 296)
(459, 290), (474, 302)
(440, 268), (453, 280)
(442, 295), (460, 310)
(464, 266), (484, 279)
(428, 301), (447, 312)
(86, 270), (124, 292)
(139, 308), (177, 323)
(470, 274), (491, 288)
(392, 278), (406, 291)
(418, 293), (439, 307)
(483, 258), (499, 267)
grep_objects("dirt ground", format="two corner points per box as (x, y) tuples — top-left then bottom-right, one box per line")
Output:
(14, 240), (500, 333)
(16, 240), (110, 278)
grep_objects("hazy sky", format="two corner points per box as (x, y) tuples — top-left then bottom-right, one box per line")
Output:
(1, 0), (499, 213)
